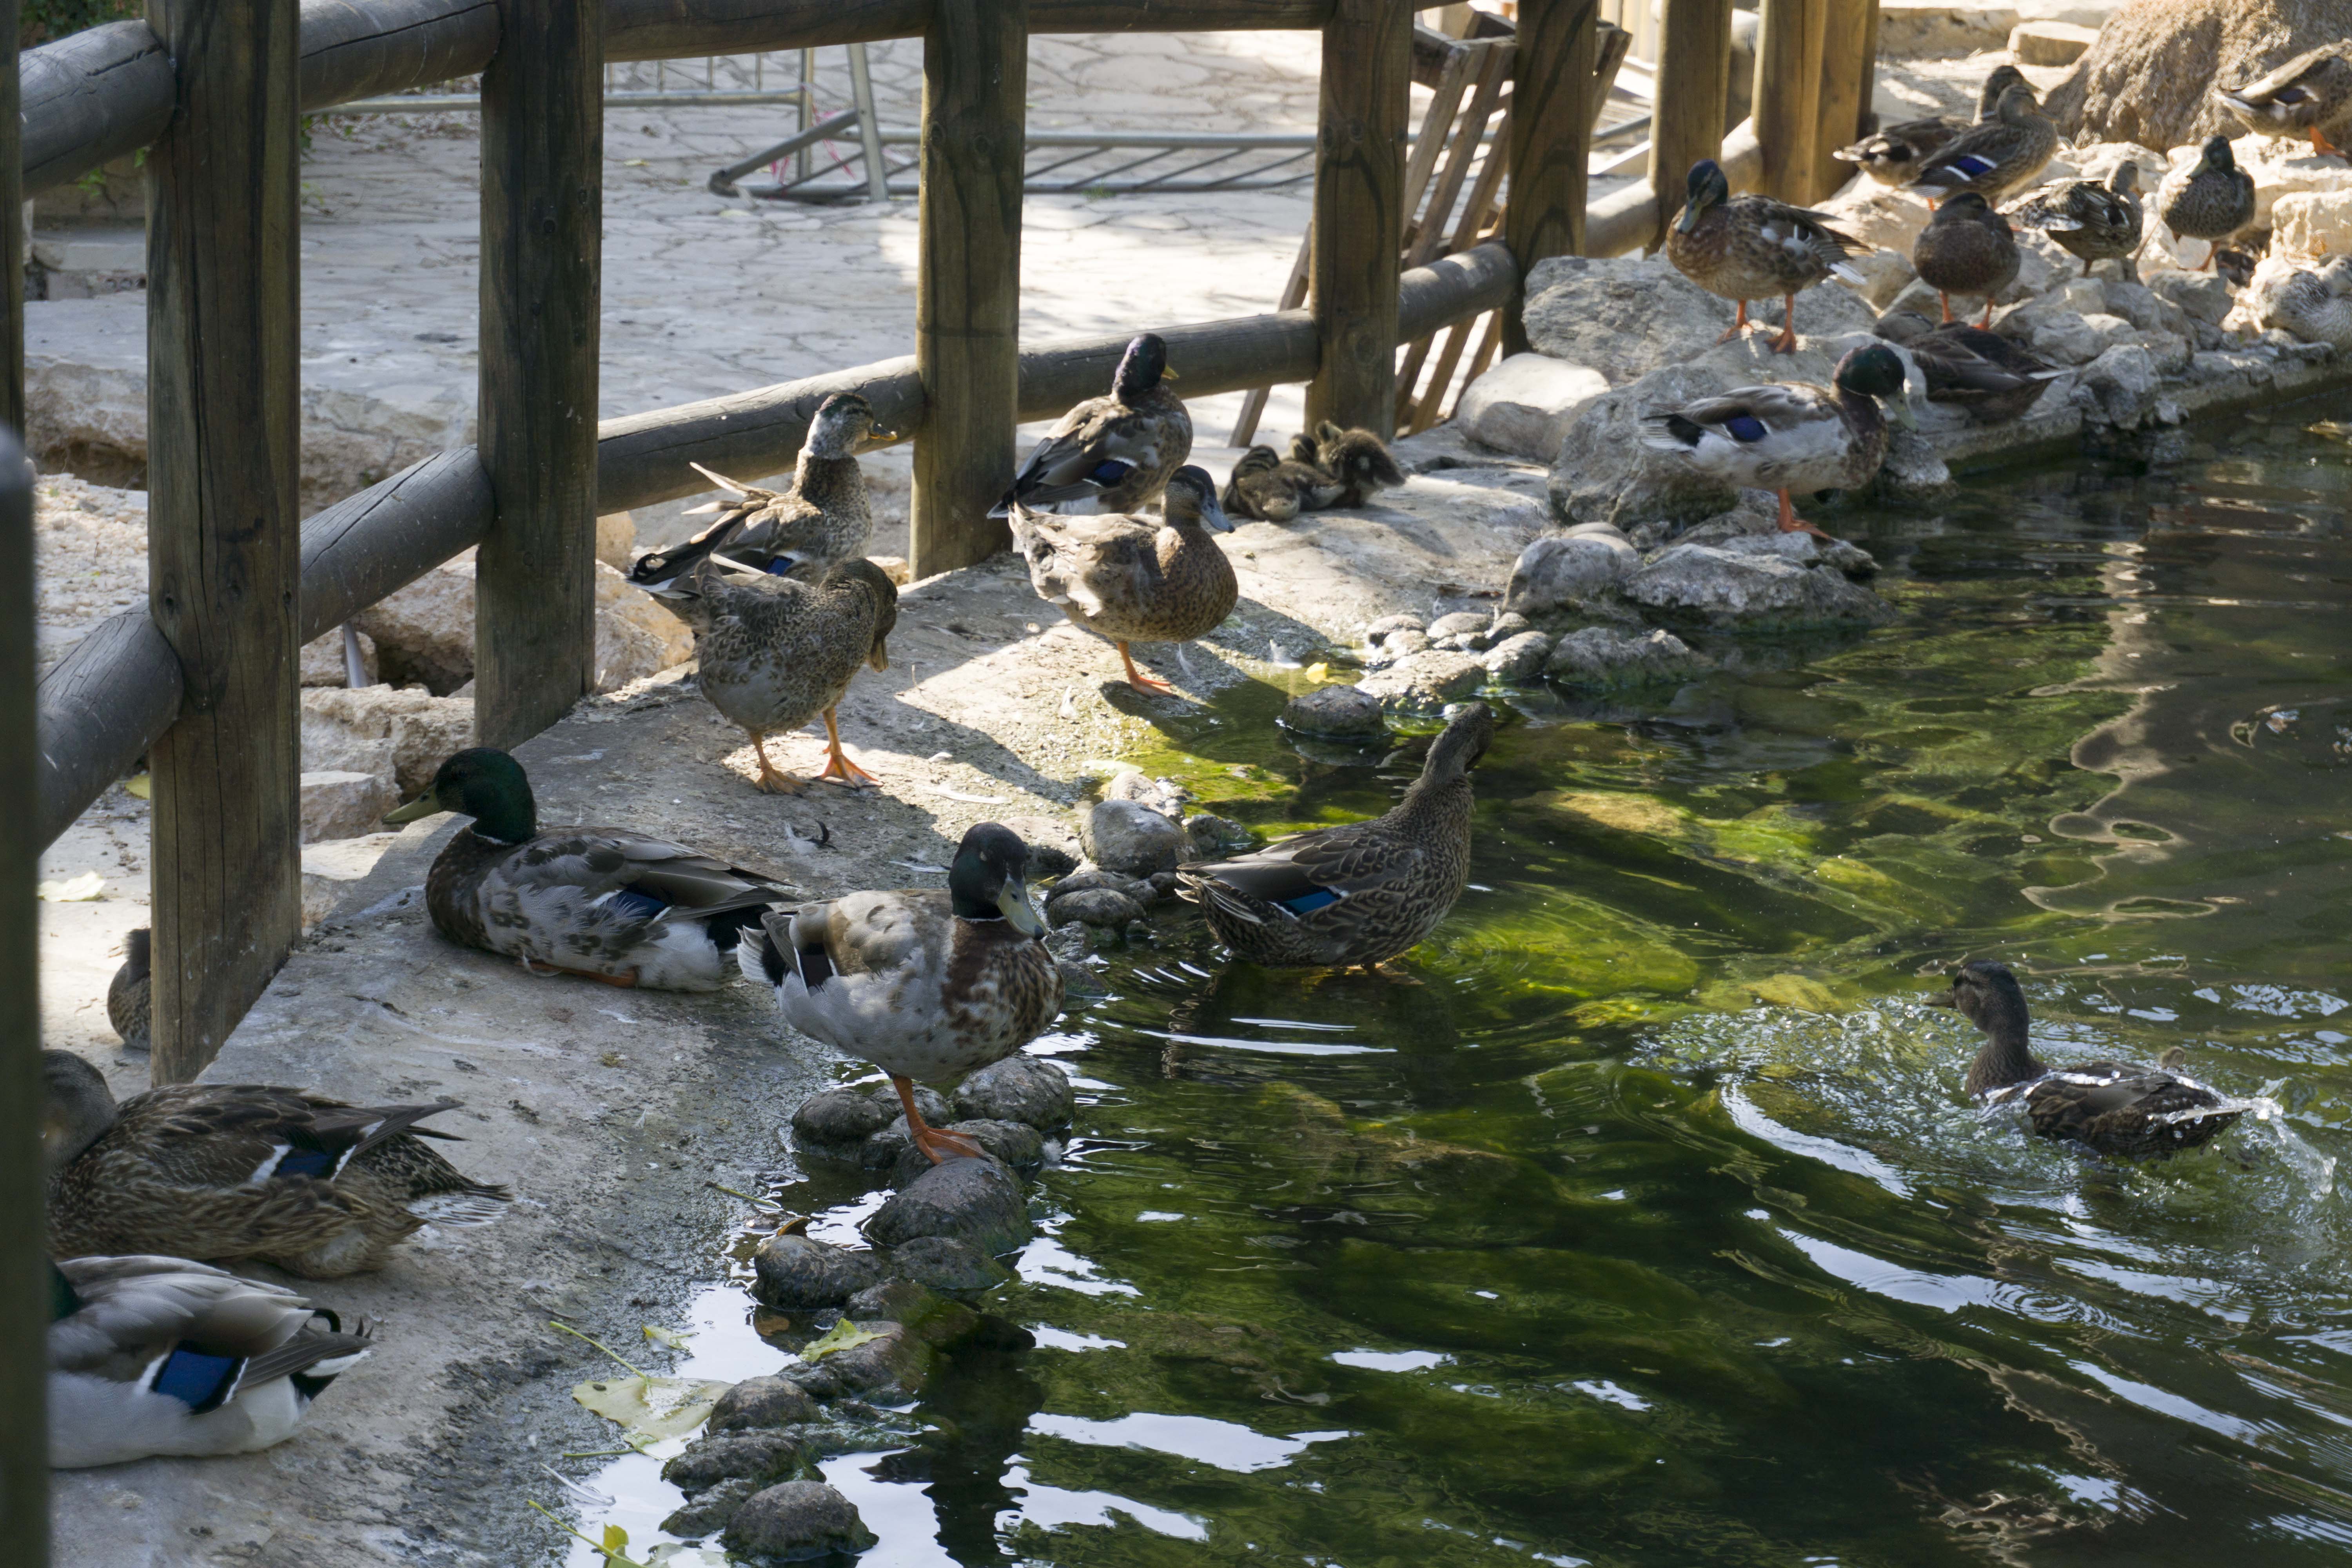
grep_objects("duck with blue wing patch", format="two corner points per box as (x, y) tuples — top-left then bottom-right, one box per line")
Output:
(1832, 64), (2026, 187)
(1664, 159), (1866, 354)
(994, 332), (1191, 517)
(1907, 82), (2058, 205)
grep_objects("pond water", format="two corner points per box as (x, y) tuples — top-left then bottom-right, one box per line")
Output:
(567, 405), (2352, 1566)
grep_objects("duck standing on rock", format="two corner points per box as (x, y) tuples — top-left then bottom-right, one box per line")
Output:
(1641, 343), (1911, 537)
(1180, 702), (1491, 975)
(1834, 64), (2028, 186)
(742, 822), (1062, 1166)
(1010, 465), (1238, 696)
(995, 332), (1190, 517)
(2215, 46), (2352, 158)
(1912, 192), (2020, 326)
(1666, 158), (1864, 354)
(2158, 137), (2258, 268)
(1931, 959), (2240, 1158)
(2007, 162), (2145, 280)
(385, 747), (790, 987)
(1908, 82), (2060, 206)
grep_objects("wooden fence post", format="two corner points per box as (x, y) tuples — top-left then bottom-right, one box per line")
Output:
(475, 0), (603, 750)
(1, 0), (22, 437)
(1502, 0), (1597, 354)
(1650, 0), (1733, 250)
(1305, 0), (1408, 432)
(1814, 0), (1871, 197)
(1751, 0), (1827, 204)
(0, 433), (44, 1568)
(1854, 0), (1881, 140)
(909, 0), (1026, 578)
(145, 0), (301, 1083)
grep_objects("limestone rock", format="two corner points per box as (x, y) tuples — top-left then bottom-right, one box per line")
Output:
(1544, 626), (1709, 688)
(954, 1054), (1074, 1129)
(595, 509), (637, 572)
(1482, 630), (1555, 684)
(707, 1376), (820, 1434)
(1522, 253), (1877, 385)
(2272, 189), (2352, 258)
(1103, 768), (1191, 818)
(1363, 613), (1425, 642)
(1548, 361), (1748, 528)
(864, 1155), (1033, 1255)
(791, 1086), (897, 1152)
(299, 832), (400, 928)
(1456, 352), (1609, 461)
(1874, 427), (1955, 506)
(661, 1430), (807, 1497)
(2147, 269), (2233, 327)
(2010, 18), (2097, 64)
(1425, 610), (1492, 648)
(1876, 3), (2019, 58)
(882, 1234), (1014, 1295)
(999, 814), (1083, 878)
(1625, 545), (1897, 629)
(750, 1232), (886, 1310)
(2081, 343), (2161, 426)
(594, 559), (697, 691)
(1502, 532), (1637, 616)
(298, 771), (396, 846)
(349, 556), (476, 693)
(1364, 627), (1429, 664)
(661, 1476), (764, 1541)
(1081, 799), (1184, 876)
(1047, 885), (1147, 929)
(1353, 651), (1486, 709)
(722, 1481), (877, 1564)
(299, 628), (377, 688)
(302, 684), (473, 799)
(2041, 0), (2352, 150)
(1282, 684), (1388, 739)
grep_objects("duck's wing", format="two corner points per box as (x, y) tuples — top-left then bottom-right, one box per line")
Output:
(1647, 382), (1840, 448)
(998, 399), (1171, 512)
(1726, 196), (1867, 279)
(51, 1257), (314, 1381)
(716, 488), (831, 571)
(627, 479), (785, 588)
(2024, 1060), (2235, 1145)
(1180, 819), (1415, 926)
(494, 829), (787, 924)
(106, 1085), (465, 1189)
(1010, 510), (1162, 619)
(1834, 114), (1957, 169)
(1909, 121), (2039, 193)
(2218, 48), (2345, 122)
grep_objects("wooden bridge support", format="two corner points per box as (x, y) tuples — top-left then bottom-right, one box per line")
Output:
(1306, 0), (1410, 432)
(1650, 0), (1734, 249)
(1503, 0), (1598, 353)
(1815, 0), (1873, 198)
(0, 432), (44, 1568)
(1751, 0), (1827, 203)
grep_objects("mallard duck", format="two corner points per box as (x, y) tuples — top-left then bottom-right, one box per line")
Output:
(1639, 342), (1910, 536)
(1179, 702), (1491, 973)
(1292, 421), (1406, 507)
(50, 1254), (372, 1468)
(43, 1050), (509, 1277)
(1908, 83), (2059, 205)
(1221, 444), (1339, 523)
(2159, 137), (2258, 265)
(107, 927), (150, 1053)
(2006, 161), (2144, 279)
(1930, 960), (2239, 1158)
(629, 394), (895, 587)
(2251, 264), (2352, 349)
(1912, 192), (2019, 326)
(741, 822), (1061, 1166)
(994, 333), (1191, 517)
(383, 747), (789, 988)
(1009, 465), (1237, 696)
(645, 555), (898, 792)
(1833, 64), (2027, 185)
(2216, 46), (2352, 157)
(1906, 322), (2064, 423)
(1666, 159), (1864, 354)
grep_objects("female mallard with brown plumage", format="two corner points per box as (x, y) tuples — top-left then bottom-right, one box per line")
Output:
(1906, 322), (2063, 423)
(1834, 64), (2027, 186)
(384, 748), (789, 988)
(2158, 136), (2258, 265)
(1930, 960), (2239, 1158)
(2215, 46), (2352, 157)
(1010, 465), (1237, 695)
(995, 332), (1190, 516)
(1912, 192), (2020, 325)
(1908, 83), (2059, 205)
(1667, 159), (1864, 354)
(42, 1050), (510, 1278)
(2006, 161), (2144, 279)
(107, 928), (150, 1053)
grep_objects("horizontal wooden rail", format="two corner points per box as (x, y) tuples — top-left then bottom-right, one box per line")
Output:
(1584, 117), (1760, 258)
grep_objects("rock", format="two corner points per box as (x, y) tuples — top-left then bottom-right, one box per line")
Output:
(1080, 799), (1185, 876)
(1875, 2), (2018, 58)
(299, 832), (401, 927)
(865, 1155), (1033, 1255)
(1522, 253), (1877, 384)
(999, 814), (1083, 878)
(2009, 18), (2097, 63)
(661, 1476), (764, 1541)
(2042, 0), (2352, 152)
(2012, 306), (2106, 368)
(1047, 886), (1147, 928)
(2081, 343), (2161, 426)
(593, 559), (697, 691)
(1102, 768), (1190, 818)
(348, 556), (476, 693)
(1549, 362), (1742, 528)
(1487, 610), (1534, 638)
(750, 1232), (886, 1310)
(662, 1430), (808, 1497)
(1874, 427), (1955, 506)
(2272, 189), (2352, 258)
(1353, 651), (1486, 709)
(1363, 613), (1426, 642)
(787, 1318), (931, 1399)
(722, 1481), (877, 1564)
(298, 770), (396, 846)
(1502, 532), (1638, 615)
(595, 509), (637, 572)
(1708, 529), (1881, 580)
(881, 1234), (1014, 1295)
(299, 627), (377, 688)
(1281, 684), (1388, 740)
(890, 1119), (1044, 1187)
(2148, 269), (2234, 328)
(841, 1279), (985, 1347)
(1183, 813), (1249, 857)
(1455, 352), (1609, 461)
(1544, 626), (1708, 688)
(1624, 545), (1897, 629)
(1840, 247), (1918, 312)
(707, 1375), (820, 1434)
(302, 685), (474, 799)
(1049, 867), (1151, 900)
(1482, 630), (1555, 684)
(953, 1053), (1075, 1129)
(1425, 610), (1492, 646)
(1365, 627), (1429, 663)
(791, 1086), (897, 1151)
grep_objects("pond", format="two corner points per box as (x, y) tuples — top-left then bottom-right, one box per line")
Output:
(569, 405), (2352, 1566)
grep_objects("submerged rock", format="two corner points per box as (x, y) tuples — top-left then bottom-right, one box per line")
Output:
(1281, 684), (1388, 740)
(751, 1232), (886, 1310)
(953, 1053), (1074, 1129)
(661, 1475), (764, 1541)
(1482, 631), (1555, 684)
(841, 1279), (985, 1347)
(1081, 798), (1184, 876)
(882, 1234), (1015, 1296)
(1046, 886), (1147, 929)
(708, 1375), (820, 1434)
(865, 1155), (1033, 1255)
(889, 1119), (1045, 1187)
(1354, 651), (1486, 709)
(1544, 627), (1708, 689)
(788, 1318), (929, 1399)
(723, 1481), (877, 1564)
(661, 1430), (808, 1497)
(1624, 545), (1896, 630)
(1183, 813), (1250, 856)
(790, 1087), (896, 1151)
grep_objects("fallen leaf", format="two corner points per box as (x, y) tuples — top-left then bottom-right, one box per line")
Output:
(800, 1319), (882, 1362)
(640, 1324), (692, 1351)
(124, 774), (151, 799)
(37, 871), (105, 902)
(570, 1375), (730, 1438)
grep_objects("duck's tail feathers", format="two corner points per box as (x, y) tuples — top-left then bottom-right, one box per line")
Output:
(737, 920), (789, 990)
(242, 1317), (375, 1395)
(688, 461), (755, 496)
(1175, 870), (1270, 927)
(1828, 259), (1865, 284)
(408, 1185), (514, 1227)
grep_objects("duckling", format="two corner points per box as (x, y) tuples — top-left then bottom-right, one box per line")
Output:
(1180, 702), (1492, 974)
(629, 393), (895, 587)
(1294, 421), (1407, 507)
(2216, 46), (2352, 158)
(1909, 83), (2060, 205)
(1221, 444), (1339, 523)
(645, 555), (898, 793)
(995, 332), (1191, 516)
(1912, 192), (2020, 326)
(2006, 161), (2145, 279)
(1009, 465), (1237, 696)
(1929, 960), (2239, 1158)
(2212, 244), (2260, 290)
(1833, 64), (2028, 186)
(107, 927), (150, 1053)
(741, 822), (1061, 1166)
(43, 1050), (510, 1277)
(2250, 264), (2352, 350)
(50, 1255), (372, 1468)
(383, 747), (789, 988)
(2158, 136), (2257, 265)
(1640, 342), (1911, 537)
(1907, 322), (2065, 423)
(1666, 158), (1865, 354)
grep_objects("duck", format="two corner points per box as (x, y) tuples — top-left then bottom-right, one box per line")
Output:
(1179, 702), (1492, 974)
(740, 822), (1061, 1165)
(1221, 444), (1340, 523)
(643, 554), (898, 792)
(1291, 421), (1407, 508)
(1639, 342), (1911, 537)
(1908, 83), (2060, 206)
(2215, 46), (2352, 158)
(994, 332), (1191, 517)
(1833, 64), (2028, 186)
(2005, 161), (2145, 279)
(1929, 959), (2239, 1158)
(1009, 464), (1237, 696)
(50, 1254), (372, 1468)
(2212, 244), (2260, 290)
(1912, 192), (2020, 326)
(628, 393), (895, 586)
(107, 927), (150, 1053)
(2158, 137), (2257, 265)
(42, 1050), (510, 1277)
(383, 747), (789, 988)
(1905, 322), (2064, 423)
(1666, 158), (1864, 354)
(2250, 263), (2352, 350)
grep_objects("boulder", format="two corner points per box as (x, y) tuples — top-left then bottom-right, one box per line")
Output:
(953, 1054), (1074, 1128)
(1363, 613), (1425, 642)
(1482, 630), (1555, 684)
(864, 1155), (1033, 1255)
(299, 628), (377, 688)
(1522, 253), (1877, 385)
(1455, 352), (1609, 461)
(661, 1430), (807, 1497)
(593, 560), (697, 691)
(1080, 799), (1184, 876)
(750, 1232), (886, 1310)
(790, 1086), (898, 1152)
(2009, 18), (2098, 64)
(1182, 813), (1250, 857)
(2040, 0), (2352, 150)
(595, 509), (637, 572)
(2272, 189), (2352, 258)
(1281, 684), (1388, 740)
(1624, 545), (1897, 629)
(1050, 867), (1158, 904)
(841, 1280), (985, 1347)
(722, 1481), (877, 1564)
(707, 1375), (820, 1434)
(1425, 610), (1492, 647)
(349, 556), (476, 693)
(786, 1319), (931, 1400)
(661, 1476), (764, 1541)
(1353, 651), (1486, 709)
(1102, 768), (1191, 818)
(1549, 362), (1742, 528)
(298, 770), (396, 846)
(1502, 531), (1638, 615)
(999, 814), (1083, 878)
(881, 1234), (1014, 1296)
(890, 1119), (1044, 1187)
(302, 685), (473, 799)
(2080, 342), (2162, 426)
(1046, 886), (1148, 929)
(2147, 269), (2234, 328)
(1364, 627), (1429, 664)
(1544, 626), (1709, 689)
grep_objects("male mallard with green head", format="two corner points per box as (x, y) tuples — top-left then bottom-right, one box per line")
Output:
(1912, 192), (2020, 325)
(1666, 158), (1865, 354)
(1010, 465), (1238, 696)
(2158, 136), (2258, 266)
(995, 332), (1191, 516)
(2006, 161), (2144, 279)
(43, 1049), (510, 1277)
(1833, 64), (2027, 186)
(385, 747), (789, 988)
(742, 822), (1062, 1166)
(2216, 47), (2352, 158)
(1908, 82), (2060, 205)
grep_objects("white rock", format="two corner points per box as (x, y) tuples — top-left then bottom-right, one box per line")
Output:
(596, 511), (638, 572)
(1543, 626), (1708, 688)
(1523, 252), (1877, 387)
(299, 831), (401, 927)
(593, 560), (697, 691)
(2271, 190), (2352, 260)
(1353, 650), (1488, 708)
(302, 685), (474, 798)
(2007, 18), (2096, 65)
(299, 627), (378, 688)
(300, 770), (396, 846)
(1502, 532), (1639, 615)
(1457, 354), (1610, 461)
(1624, 544), (1896, 628)
(1873, 2), (2019, 58)
(350, 554), (476, 692)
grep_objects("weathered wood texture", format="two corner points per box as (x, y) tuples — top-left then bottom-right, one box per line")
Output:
(1306, 0), (1410, 432)
(1502, 0), (1598, 352)
(1650, 0), (1733, 248)
(144, 0), (302, 1085)
(1814, 0), (1870, 198)
(1750, 0), (1826, 203)
(1, 0), (22, 437)
(18, 22), (174, 197)
(909, 0), (1026, 577)
(474, 0), (603, 750)
(1853, 0), (1878, 140)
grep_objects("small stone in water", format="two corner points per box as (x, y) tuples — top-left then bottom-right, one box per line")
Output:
(954, 1054), (1075, 1129)
(889, 1118), (1044, 1188)
(660, 1429), (808, 1497)
(789, 1087), (893, 1149)
(660, 1475), (764, 1541)
(751, 1232), (886, 1310)
(882, 1234), (1015, 1295)
(1281, 684), (1388, 740)
(707, 1375), (819, 1434)
(865, 1155), (1034, 1255)
(722, 1480), (878, 1564)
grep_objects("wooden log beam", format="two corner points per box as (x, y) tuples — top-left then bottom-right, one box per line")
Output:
(1595, 116), (1760, 256)
(473, 0), (603, 750)
(1751, 0), (1826, 204)
(18, 22), (174, 196)
(909, 0), (1026, 577)
(1503, 0), (1599, 353)
(0, 0), (21, 438)
(1306, 0), (1410, 434)
(1650, 0), (1733, 250)
(144, 0), (302, 1085)
(1815, 0), (1869, 198)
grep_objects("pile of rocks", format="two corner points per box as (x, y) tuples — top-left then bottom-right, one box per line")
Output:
(988, 770), (1252, 936)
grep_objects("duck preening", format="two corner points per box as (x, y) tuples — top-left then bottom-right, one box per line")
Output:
(2005, 161), (2145, 280)
(995, 332), (1192, 517)
(1665, 158), (1865, 354)
(1930, 959), (2240, 1158)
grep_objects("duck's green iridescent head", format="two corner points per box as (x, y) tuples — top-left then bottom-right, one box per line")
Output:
(2196, 135), (2237, 176)
(384, 747), (539, 845)
(1833, 343), (1909, 403)
(1677, 160), (1730, 234)
(1114, 333), (1174, 401)
(949, 822), (1047, 936)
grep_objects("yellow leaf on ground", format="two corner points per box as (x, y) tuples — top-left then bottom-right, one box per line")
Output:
(570, 1375), (729, 1439)
(800, 1319), (883, 1361)
(124, 774), (151, 799)
(36, 871), (105, 902)
(641, 1324), (692, 1351)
